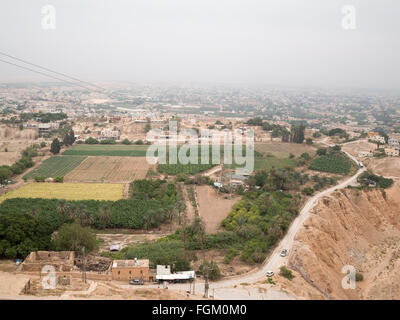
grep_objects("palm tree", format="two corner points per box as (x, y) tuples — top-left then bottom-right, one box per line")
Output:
(191, 216), (206, 251)
(57, 200), (69, 223)
(99, 205), (112, 229)
(145, 210), (156, 230)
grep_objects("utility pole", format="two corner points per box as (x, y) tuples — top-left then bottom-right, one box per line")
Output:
(82, 246), (86, 283)
(203, 266), (209, 299)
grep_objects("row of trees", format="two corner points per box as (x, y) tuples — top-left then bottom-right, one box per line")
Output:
(0, 145), (40, 184)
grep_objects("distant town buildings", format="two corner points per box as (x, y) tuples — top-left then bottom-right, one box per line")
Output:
(384, 148), (399, 157)
(368, 132), (385, 144)
(388, 137), (399, 149)
(100, 129), (120, 141)
(38, 122), (59, 135)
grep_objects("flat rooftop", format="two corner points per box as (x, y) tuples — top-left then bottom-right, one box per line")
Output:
(112, 259), (149, 268)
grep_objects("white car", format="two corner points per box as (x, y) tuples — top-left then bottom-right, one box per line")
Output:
(280, 249), (288, 257)
(266, 271), (274, 277)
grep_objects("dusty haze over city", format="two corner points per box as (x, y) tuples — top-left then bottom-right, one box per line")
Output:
(0, 0), (400, 90)
(1, 0), (400, 307)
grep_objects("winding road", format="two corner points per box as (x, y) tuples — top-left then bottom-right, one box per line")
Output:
(143, 141), (366, 299)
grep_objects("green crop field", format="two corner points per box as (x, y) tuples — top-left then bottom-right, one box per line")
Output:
(309, 154), (352, 174)
(158, 162), (215, 175)
(62, 145), (149, 157)
(23, 156), (87, 179)
(254, 157), (296, 171)
(225, 152), (296, 172)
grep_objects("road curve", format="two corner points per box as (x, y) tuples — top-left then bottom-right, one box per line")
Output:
(134, 144), (365, 299)
(210, 145), (365, 288)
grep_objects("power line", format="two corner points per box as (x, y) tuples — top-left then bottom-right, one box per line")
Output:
(0, 51), (129, 100)
(0, 58), (95, 91)
(0, 50), (106, 92)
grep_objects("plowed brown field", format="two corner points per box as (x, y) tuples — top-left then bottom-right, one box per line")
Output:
(64, 156), (152, 183)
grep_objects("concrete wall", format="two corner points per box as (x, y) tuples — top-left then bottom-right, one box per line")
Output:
(111, 267), (149, 281)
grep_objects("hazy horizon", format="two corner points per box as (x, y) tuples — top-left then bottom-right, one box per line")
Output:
(1, 0), (399, 91)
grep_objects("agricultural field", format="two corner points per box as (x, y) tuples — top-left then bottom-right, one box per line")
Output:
(158, 162), (214, 175)
(64, 156), (152, 182)
(62, 145), (149, 157)
(255, 142), (316, 158)
(309, 153), (352, 174)
(157, 146), (217, 175)
(254, 157), (296, 171)
(23, 156), (87, 180)
(0, 183), (124, 202)
(226, 153), (296, 172)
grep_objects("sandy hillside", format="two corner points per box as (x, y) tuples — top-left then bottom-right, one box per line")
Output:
(285, 183), (400, 299)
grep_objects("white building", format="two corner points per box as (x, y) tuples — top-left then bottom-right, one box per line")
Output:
(358, 151), (373, 158)
(384, 148), (399, 157)
(369, 135), (386, 144)
(100, 129), (120, 141)
(388, 137), (399, 149)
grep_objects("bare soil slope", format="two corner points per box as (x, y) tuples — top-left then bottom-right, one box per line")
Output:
(287, 184), (400, 299)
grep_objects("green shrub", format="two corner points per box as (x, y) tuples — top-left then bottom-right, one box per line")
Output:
(121, 139), (132, 145)
(54, 176), (64, 183)
(85, 137), (99, 144)
(198, 260), (221, 280)
(302, 187), (314, 196)
(279, 266), (295, 280)
(34, 176), (45, 182)
(223, 247), (238, 264)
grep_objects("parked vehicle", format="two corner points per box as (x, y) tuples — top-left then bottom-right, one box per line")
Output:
(129, 279), (144, 285)
(280, 249), (288, 257)
(266, 271), (274, 277)
(109, 244), (121, 252)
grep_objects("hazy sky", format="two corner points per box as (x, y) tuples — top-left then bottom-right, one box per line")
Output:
(0, 0), (399, 90)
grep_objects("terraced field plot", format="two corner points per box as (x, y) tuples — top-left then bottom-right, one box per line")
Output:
(23, 156), (87, 180)
(62, 145), (149, 157)
(64, 156), (152, 182)
(0, 183), (124, 202)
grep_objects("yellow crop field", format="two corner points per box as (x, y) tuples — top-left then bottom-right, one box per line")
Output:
(0, 183), (124, 202)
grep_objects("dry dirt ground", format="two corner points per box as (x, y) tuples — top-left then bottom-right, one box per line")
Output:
(368, 157), (400, 178)
(0, 127), (41, 166)
(97, 232), (169, 252)
(195, 185), (240, 234)
(64, 156), (152, 183)
(2, 275), (195, 300)
(192, 249), (254, 278)
(0, 270), (31, 297)
(342, 140), (378, 158)
(284, 184), (400, 299)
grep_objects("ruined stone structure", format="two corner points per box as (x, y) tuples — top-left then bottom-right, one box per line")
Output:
(19, 251), (75, 272)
